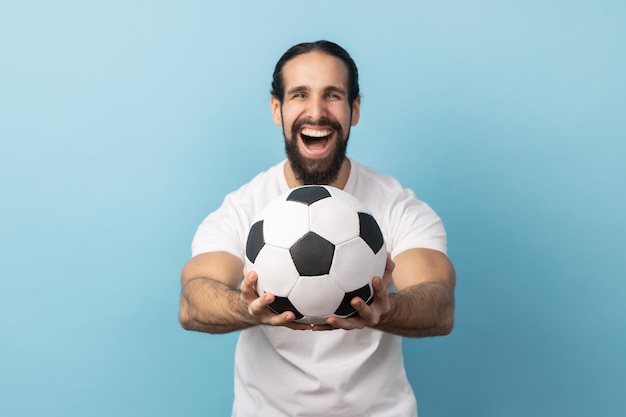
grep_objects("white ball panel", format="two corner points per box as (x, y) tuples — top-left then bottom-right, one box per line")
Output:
(331, 238), (377, 292)
(252, 245), (300, 297)
(289, 275), (344, 318)
(372, 242), (388, 279)
(263, 200), (310, 248)
(327, 186), (371, 214)
(308, 197), (359, 244)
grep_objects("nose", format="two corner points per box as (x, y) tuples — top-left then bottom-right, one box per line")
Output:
(306, 95), (328, 122)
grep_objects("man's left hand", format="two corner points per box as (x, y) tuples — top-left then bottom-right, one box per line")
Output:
(311, 254), (394, 331)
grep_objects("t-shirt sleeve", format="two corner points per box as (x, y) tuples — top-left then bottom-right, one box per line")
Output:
(191, 193), (248, 259)
(385, 188), (448, 258)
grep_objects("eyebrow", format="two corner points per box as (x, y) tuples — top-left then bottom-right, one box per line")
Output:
(286, 86), (309, 95)
(286, 85), (347, 96)
(324, 86), (346, 95)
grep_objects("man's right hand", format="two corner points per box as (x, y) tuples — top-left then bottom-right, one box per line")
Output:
(240, 270), (312, 330)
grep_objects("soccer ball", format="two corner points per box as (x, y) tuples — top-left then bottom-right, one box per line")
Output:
(245, 185), (387, 324)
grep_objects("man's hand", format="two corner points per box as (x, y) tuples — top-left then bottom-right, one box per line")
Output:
(240, 270), (312, 330)
(311, 254), (395, 331)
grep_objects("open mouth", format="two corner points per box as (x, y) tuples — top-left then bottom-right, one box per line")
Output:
(300, 127), (334, 155)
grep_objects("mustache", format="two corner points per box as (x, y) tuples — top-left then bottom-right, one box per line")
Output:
(292, 117), (343, 133)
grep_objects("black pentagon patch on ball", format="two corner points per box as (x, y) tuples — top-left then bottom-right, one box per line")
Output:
(358, 212), (384, 254)
(287, 186), (332, 206)
(246, 220), (265, 263)
(268, 295), (304, 321)
(334, 284), (373, 317)
(290, 231), (335, 276)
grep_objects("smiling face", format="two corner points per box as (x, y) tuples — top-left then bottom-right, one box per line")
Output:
(271, 51), (361, 187)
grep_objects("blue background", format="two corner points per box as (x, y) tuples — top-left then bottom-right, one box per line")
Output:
(1, 1), (625, 416)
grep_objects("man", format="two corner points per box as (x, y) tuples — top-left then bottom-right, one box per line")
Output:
(179, 40), (456, 417)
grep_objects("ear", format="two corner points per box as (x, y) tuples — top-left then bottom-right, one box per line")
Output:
(271, 95), (282, 126)
(350, 96), (361, 126)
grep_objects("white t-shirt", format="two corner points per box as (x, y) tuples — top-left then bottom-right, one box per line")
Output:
(192, 158), (447, 417)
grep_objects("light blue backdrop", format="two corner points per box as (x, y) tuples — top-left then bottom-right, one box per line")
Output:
(1, 1), (624, 416)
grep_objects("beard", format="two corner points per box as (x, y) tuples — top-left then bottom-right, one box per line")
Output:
(283, 115), (350, 185)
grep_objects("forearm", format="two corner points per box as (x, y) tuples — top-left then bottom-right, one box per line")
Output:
(375, 282), (455, 338)
(179, 277), (259, 334)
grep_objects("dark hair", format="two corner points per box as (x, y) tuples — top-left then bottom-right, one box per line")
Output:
(271, 40), (360, 105)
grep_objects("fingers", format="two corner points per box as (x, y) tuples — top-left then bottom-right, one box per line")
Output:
(310, 323), (336, 331)
(382, 254), (395, 287)
(371, 274), (391, 303)
(242, 270), (393, 331)
(322, 315), (366, 331)
(313, 298), (372, 331)
(385, 253), (395, 272)
(240, 271), (311, 330)
(262, 309), (312, 330)
(246, 291), (273, 317)
(322, 276), (392, 330)
(284, 321), (315, 331)
(240, 270), (259, 302)
(351, 297), (377, 326)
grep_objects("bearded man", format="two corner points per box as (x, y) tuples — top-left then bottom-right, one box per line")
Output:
(179, 40), (456, 417)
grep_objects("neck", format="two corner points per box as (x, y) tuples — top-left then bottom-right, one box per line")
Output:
(284, 159), (351, 190)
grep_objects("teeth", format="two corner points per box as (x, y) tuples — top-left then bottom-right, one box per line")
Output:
(301, 128), (331, 138)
